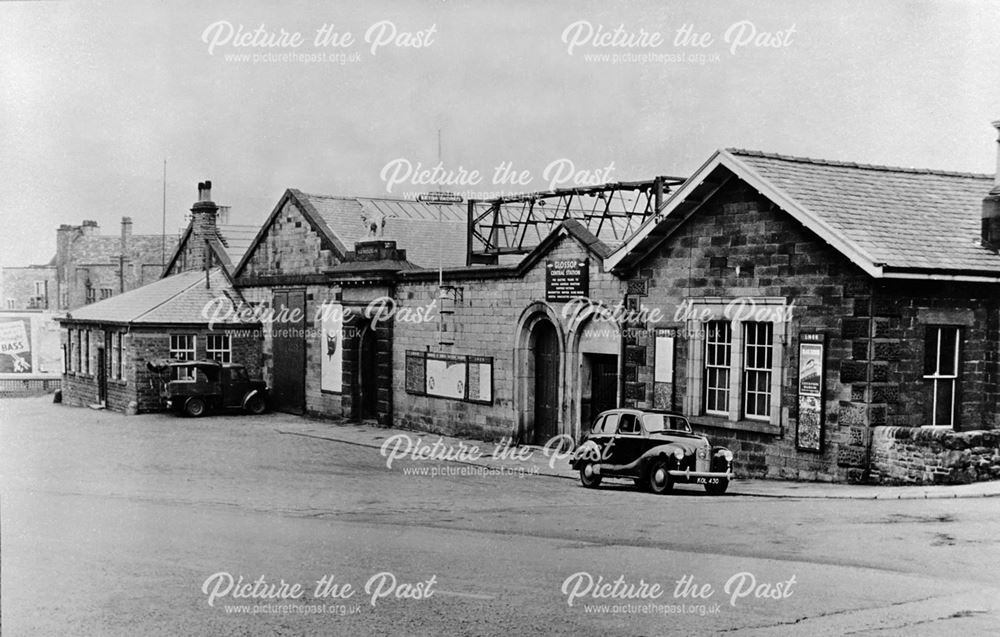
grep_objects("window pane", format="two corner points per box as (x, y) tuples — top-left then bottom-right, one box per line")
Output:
(603, 413), (620, 433)
(744, 323), (773, 420)
(924, 327), (941, 375)
(933, 379), (955, 427)
(938, 328), (958, 376)
(591, 415), (605, 434)
(704, 321), (731, 414)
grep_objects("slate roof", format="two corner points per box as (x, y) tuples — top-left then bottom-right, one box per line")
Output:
(728, 149), (998, 273)
(608, 148), (1000, 278)
(295, 193), (468, 268)
(61, 269), (252, 326)
(215, 224), (258, 264)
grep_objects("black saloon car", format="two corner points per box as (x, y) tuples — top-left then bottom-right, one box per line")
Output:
(569, 409), (734, 494)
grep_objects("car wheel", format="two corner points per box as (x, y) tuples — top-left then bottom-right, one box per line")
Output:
(579, 462), (602, 489)
(648, 457), (674, 495)
(705, 479), (729, 495)
(185, 397), (206, 418)
(245, 394), (266, 415)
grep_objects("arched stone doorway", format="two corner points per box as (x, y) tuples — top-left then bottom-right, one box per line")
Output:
(513, 302), (566, 445)
(532, 320), (560, 444)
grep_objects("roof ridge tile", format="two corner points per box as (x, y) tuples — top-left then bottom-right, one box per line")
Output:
(727, 148), (993, 180)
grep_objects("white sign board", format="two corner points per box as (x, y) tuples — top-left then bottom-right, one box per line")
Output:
(654, 334), (674, 383)
(425, 357), (466, 400)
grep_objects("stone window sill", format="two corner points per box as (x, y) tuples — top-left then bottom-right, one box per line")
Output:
(688, 414), (782, 436)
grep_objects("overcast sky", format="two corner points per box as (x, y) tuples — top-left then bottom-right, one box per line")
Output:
(2, 0), (999, 266)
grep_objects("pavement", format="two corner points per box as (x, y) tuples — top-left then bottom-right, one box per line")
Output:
(273, 414), (1000, 501)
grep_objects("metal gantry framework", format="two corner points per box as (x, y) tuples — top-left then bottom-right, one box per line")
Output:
(466, 176), (686, 265)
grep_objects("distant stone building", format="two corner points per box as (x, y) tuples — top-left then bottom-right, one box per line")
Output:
(0, 263), (56, 310)
(54, 217), (176, 311)
(57, 182), (261, 413)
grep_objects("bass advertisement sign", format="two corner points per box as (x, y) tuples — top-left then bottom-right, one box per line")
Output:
(0, 318), (32, 373)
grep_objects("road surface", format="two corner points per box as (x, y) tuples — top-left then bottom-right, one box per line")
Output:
(2, 396), (998, 635)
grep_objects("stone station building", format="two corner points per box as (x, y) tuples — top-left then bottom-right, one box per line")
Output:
(232, 132), (1000, 484)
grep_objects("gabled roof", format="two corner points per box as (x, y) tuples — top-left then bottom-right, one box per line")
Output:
(233, 190), (468, 276)
(606, 148), (1000, 280)
(163, 223), (258, 277)
(60, 268), (253, 326)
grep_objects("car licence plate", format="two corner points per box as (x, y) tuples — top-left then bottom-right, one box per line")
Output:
(695, 477), (721, 485)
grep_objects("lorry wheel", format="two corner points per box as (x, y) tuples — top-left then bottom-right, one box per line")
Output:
(245, 394), (266, 415)
(185, 398), (206, 418)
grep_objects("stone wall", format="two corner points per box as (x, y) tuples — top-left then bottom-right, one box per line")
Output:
(393, 232), (624, 442)
(62, 324), (263, 414)
(869, 280), (1000, 431)
(625, 179), (873, 482)
(870, 426), (1000, 484)
(240, 199), (338, 278)
(1, 266), (56, 309)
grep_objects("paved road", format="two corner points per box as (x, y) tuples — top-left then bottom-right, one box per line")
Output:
(2, 396), (999, 635)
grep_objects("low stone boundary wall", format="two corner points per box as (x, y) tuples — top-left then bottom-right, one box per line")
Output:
(0, 377), (61, 397)
(870, 426), (1000, 484)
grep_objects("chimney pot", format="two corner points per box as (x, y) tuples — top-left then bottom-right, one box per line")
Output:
(992, 120), (1000, 193)
(198, 180), (213, 203)
(982, 120), (1000, 247)
(189, 180), (220, 272)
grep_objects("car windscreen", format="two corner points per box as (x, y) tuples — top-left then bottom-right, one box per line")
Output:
(643, 413), (691, 433)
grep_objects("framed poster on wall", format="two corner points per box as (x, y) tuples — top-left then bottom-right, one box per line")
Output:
(405, 350), (493, 404)
(320, 302), (344, 393)
(425, 354), (467, 400)
(796, 333), (825, 452)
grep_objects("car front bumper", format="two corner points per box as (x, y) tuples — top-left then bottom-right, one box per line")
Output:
(668, 469), (732, 481)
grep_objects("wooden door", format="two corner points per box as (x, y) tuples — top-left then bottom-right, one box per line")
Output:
(591, 354), (619, 416)
(359, 328), (378, 420)
(271, 289), (306, 414)
(533, 321), (559, 444)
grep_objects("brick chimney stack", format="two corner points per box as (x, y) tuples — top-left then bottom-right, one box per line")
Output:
(80, 219), (99, 236)
(982, 120), (1000, 248)
(189, 180), (219, 270)
(120, 216), (132, 251)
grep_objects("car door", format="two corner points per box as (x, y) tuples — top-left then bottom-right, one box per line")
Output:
(589, 411), (619, 465)
(224, 367), (252, 408)
(608, 412), (644, 473)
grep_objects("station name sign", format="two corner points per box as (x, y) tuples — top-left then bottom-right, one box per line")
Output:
(545, 259), (589, 302)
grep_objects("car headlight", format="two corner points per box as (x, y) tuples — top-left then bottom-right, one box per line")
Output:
(715, 449), (734, 462)
(672, 448), (685, 460)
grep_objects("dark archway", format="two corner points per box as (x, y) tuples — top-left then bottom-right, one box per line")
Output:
(532, 320), (560, 444)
